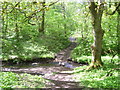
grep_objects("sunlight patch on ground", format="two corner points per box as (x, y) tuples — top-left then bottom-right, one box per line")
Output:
(60, 71), (74, 74)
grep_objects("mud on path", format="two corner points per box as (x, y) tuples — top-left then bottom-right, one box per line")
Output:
(1, 42), (86, 88)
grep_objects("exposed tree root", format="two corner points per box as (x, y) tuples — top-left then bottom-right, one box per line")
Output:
(86, 62), (103, 70)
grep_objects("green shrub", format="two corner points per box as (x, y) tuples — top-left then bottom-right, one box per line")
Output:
(71, 38), (92, 57)
(2, 34), (70, 62)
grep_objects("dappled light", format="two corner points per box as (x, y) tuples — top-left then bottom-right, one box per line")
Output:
(1, 0), (120, 89)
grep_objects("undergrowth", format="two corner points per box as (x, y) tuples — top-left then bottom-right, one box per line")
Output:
(2, 35), (70, 61)
(73, 56), (120, 89)
(0, 72), (49, 88)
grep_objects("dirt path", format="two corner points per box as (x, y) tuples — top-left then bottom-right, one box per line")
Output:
(2, 64), (82, 88)
(2, 42), (85, 88)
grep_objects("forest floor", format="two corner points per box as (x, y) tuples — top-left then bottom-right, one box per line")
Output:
(2, 42), (86, 88)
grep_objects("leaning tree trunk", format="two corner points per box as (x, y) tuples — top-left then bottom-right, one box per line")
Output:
(88, 1), (104, 69)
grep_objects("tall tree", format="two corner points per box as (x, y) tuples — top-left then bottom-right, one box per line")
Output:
(39, 0), (46, 33)
(115, 2), (120, 58)
(117, 4), (120, 58)
(61, 2), (67, 37)
(88, 0), (105, 69)
(38, 0), (60, 34)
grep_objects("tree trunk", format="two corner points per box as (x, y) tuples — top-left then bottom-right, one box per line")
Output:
(39, 0), (45, 34)
(61, 2), (67, 37)
(88, 1), (104, 69)
(2, 3), (6, 60)
(90, 18), (104, 68)
(41, 7), (45, 33)
(117, 7), (120, 58)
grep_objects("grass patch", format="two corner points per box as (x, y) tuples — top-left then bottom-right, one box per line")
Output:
(73, 56), (120, 89)
(0, 72), (49, 88)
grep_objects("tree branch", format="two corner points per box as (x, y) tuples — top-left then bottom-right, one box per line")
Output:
(24, 0), (60, 25)
(107, 2), (120, 15)
(48, 0), (60, 7)
(10, 2), (21, 13)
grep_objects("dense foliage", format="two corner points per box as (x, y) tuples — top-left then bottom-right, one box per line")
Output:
(1, 0), (120, 89)
(1, 1), (71, 61)
(1, 1), (119, 61)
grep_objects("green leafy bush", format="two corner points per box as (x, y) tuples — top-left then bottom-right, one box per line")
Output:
(2, 34), (70, 61)
(71, 37), (92, 61)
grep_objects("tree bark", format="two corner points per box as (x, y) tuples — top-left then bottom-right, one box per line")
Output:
(2, 3), (6, 60)
(61, 2), (67, 37)
(117, 6), (120, 58)
(39, 0), (45, 34)
(88, 1), (104, 69)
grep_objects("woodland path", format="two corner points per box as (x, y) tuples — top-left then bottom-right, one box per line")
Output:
(2, 42), (86, 88)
